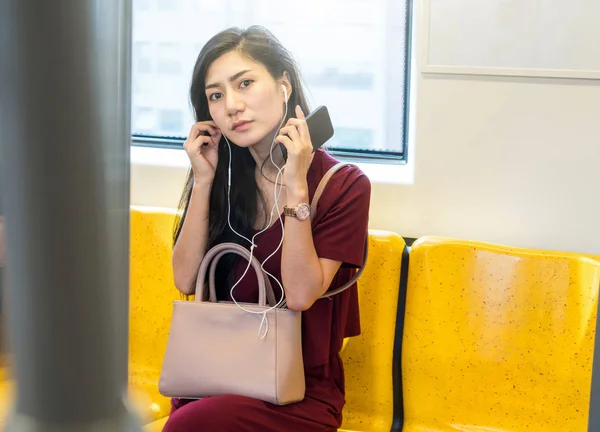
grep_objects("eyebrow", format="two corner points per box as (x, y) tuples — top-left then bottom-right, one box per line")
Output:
(205, 69), (252, 90)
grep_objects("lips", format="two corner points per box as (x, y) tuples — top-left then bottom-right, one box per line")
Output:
(232, 120), (253, 131)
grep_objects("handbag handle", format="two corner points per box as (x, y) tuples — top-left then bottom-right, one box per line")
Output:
(194, 242), (277, 307)
(208, 248), (277, 307)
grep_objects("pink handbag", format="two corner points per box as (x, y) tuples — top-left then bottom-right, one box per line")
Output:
(158, 163), (368, 405)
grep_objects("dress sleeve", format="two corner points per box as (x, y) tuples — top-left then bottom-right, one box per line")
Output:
(311, 167), (371, 269)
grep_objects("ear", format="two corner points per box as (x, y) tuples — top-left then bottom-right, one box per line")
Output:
(280, 72), (292, 102)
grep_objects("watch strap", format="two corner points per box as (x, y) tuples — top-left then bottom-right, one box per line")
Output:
(283, 206), (296, 217)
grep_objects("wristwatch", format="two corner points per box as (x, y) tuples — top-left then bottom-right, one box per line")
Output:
(284, 202), (311, 221)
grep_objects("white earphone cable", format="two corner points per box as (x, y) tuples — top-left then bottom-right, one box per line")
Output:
(221, 89), (289, 338)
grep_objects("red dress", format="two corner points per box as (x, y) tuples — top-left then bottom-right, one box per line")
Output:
(163, 149), (371, 431)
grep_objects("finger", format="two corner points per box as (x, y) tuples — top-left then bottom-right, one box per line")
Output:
(199, 123), (220, 137)
(205, 126), (221, 142)
(205, 120), (220, 133)
(211, 129), (222, 144)
(197, 134), (217, 148)
(274, 134), (294, 150)
(190, 126), (210, 141)
(186, 135), (211, 152)
(190, 122), (219, 139)
(199, 120), (219, 129)
(189, 123), (207, 139)
(280, 125), (301, 144)
(286, 117), (309, 142)
(295, 105), (305, 120)
(188, 136), (210, 152)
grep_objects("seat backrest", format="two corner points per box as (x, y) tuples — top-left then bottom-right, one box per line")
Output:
(129, 206), (181, 419)
(129, 206), (181, 370)
(339, 231), (405, 432)
(128, 207), (406, 428)
(402, 236), (600, 432)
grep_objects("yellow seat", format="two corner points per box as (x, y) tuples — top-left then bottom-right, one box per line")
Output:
(144, 417), (168, 431)
(129, 205), (405, 430)
(402, 236), (600, 432)
(339, 231), (405, 432)
(128, 206), (181, 423)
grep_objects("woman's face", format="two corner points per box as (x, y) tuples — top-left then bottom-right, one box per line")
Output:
(204, 50), (288, 149)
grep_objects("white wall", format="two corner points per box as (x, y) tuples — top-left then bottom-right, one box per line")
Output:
(371, 74), (600, 254)
(131, 2), (600, 255)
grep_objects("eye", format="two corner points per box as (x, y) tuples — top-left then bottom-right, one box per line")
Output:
(239, 79), (253, 89)
(208, 92), (222, 102)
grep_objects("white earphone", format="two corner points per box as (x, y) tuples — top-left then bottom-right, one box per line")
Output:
(220, 83), (290, 338)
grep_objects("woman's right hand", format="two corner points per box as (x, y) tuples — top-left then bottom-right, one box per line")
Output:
(183, 121), (222, 183)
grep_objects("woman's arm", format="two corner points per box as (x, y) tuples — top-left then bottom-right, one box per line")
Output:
(172, 181), (212, 295)
(172, 122), (221, 295)
(276, 106), (346, 311)
(281, 187), (342, 311)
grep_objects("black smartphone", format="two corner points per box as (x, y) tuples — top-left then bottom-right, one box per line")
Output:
(306, 105), (334, 152)
(280, 105), (334, 159)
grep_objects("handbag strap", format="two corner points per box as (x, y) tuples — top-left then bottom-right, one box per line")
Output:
(318, 235), (368, 299)
(208, 248), (276, 307)
(311, 162), (356, 221)
(195, 242), (277, 307)
(313, 163), (368, 299)
(281, 162), (369, 307)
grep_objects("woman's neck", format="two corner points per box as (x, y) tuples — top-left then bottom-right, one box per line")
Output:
(248, 129), (285, 182)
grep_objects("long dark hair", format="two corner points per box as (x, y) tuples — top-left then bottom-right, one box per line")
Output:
(173, 26), (311, 296)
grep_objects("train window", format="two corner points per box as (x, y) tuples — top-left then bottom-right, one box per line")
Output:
(158, 109), (185, 136)
(134, 42), (153, 75)
(134, 0), (151, 11)
(130, 0), (413, 161)
(133, 107), (157, 134)
(157, 0), (179, 12)
(156, 43), (182, 75)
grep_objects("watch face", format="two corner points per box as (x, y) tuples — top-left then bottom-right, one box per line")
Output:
(296, 204), (311, 221)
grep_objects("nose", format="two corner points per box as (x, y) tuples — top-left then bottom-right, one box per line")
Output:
(225, 90), (244, 117)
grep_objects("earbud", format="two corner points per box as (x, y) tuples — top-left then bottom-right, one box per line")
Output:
(282, 85), (288, 103)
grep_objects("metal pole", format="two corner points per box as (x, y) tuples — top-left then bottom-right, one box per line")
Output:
(0, 1), (139, 430)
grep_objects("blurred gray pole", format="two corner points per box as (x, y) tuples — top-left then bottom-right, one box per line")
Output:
(0, 1), (140, 431)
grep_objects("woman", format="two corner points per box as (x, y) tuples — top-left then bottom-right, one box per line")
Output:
(166, 25), (371, 431)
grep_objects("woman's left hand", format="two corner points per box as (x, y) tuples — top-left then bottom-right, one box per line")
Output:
(275, 106), (313, 197)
